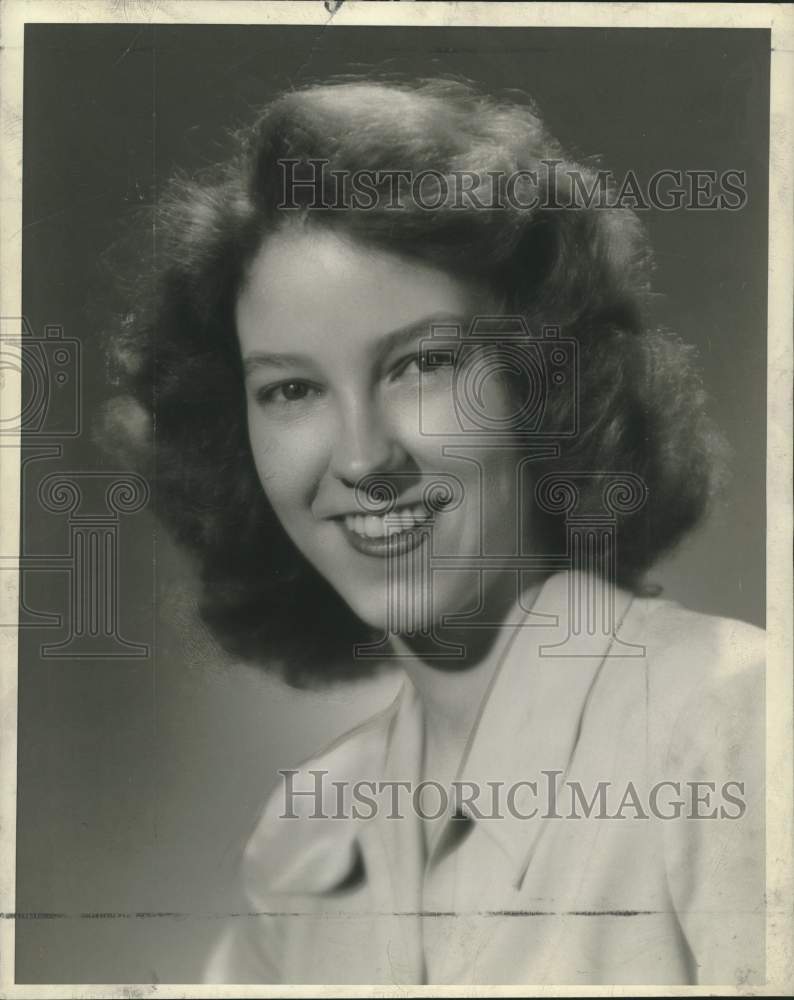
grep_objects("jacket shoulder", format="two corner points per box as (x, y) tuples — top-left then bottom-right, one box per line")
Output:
(626, 595), (764, 692)
(641, 602), (768, 981)
(622, 596), (765, 770)
(239, 686), (402, 897)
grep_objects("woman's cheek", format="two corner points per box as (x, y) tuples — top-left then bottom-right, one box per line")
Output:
(386, 378), (461, 443)
(247, 408), (331, 510)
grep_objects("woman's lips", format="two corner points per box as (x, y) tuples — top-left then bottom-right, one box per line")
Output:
(338, 503), (434, 558)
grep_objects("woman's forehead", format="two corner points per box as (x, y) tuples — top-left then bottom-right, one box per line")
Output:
(235, 227), (485, 361)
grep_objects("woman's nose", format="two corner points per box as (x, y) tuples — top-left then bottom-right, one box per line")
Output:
(329, 401), (404, 488)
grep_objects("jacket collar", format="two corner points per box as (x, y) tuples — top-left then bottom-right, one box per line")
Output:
(242, 692), (400, 897)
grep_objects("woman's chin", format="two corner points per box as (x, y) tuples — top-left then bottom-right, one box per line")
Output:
(339, 584), (461, 639)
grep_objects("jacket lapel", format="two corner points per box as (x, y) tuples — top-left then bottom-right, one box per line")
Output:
(452, 569), (636, 889)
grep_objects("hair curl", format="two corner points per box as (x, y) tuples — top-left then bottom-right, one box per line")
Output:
(108, 78), (727, 687)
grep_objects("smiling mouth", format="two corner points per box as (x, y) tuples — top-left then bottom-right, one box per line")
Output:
(339, 503), (434, 557)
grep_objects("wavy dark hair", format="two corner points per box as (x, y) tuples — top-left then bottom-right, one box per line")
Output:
(108, 78), (726, 687)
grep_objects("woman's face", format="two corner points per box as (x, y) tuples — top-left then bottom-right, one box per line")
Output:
(236, 227), (527, 635)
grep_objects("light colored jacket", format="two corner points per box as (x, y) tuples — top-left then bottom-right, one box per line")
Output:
(204, 570), (765, 986)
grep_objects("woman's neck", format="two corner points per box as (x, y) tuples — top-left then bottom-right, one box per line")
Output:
(392, 574), (544, 781)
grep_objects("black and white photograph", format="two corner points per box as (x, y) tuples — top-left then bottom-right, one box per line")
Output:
(0, 1), (792, 994)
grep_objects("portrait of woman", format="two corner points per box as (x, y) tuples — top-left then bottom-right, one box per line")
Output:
(108, 76), (765, 986)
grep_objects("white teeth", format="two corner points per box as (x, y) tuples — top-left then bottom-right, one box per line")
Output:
(342, 503), (437, 538)
(364, 515), (384, 538)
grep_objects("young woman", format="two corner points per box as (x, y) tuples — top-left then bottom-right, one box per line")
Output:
(114, 79), (764, 986)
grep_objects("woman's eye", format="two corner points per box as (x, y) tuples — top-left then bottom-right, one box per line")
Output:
(401, 355), (432, 376)
(392, 349), (456, 380)
(255, 380), (318, 406)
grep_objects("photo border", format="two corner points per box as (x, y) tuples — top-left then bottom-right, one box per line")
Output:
(1, 1), (791, 996)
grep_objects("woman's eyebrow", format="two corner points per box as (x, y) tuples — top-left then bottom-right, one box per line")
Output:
(242, 352), (309, 375)
(375, 313), (468, 356)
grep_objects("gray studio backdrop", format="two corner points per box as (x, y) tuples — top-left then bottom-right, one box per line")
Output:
(17, 25), (768, 983)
